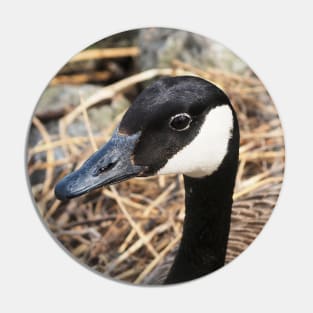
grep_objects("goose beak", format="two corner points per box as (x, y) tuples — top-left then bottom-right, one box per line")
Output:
(55, 129), (145, 201)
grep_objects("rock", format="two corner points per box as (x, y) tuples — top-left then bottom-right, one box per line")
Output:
(137, 28), (248, 74)
(88, 94), (130, 132)
(29, 84), (104, 152)
(29, 84), (130, 149)
(36, 84), (102, 115)
(90, 29), (139, 48)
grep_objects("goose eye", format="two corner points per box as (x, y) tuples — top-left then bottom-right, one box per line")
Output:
(169, 113), (192, 131)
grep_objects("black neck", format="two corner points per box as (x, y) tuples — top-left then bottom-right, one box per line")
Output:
(165, 171), (236, 284)
(165, 124), (239, 284)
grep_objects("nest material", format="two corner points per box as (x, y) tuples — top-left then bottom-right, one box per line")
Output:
(27, 50), (284, 284)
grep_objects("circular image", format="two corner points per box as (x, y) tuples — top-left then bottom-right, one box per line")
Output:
(26, 27), (285, 285)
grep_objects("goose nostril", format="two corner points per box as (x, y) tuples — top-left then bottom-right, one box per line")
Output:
(96, 161), (117, 176)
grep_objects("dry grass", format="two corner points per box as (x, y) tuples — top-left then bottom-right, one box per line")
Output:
(27, 49), (284, 284)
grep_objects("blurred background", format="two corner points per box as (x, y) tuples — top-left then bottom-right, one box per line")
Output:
(27, 27), (284, 285)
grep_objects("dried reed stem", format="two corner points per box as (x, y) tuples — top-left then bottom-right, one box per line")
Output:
(69, 47), (140, 63)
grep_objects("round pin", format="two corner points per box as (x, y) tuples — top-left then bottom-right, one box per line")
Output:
(26, 27), (285, 285)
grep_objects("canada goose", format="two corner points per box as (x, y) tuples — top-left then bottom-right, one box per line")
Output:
(55, 76), (240, 284)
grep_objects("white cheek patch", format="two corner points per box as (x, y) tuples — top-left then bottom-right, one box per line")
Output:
(158, 105), (233, 177)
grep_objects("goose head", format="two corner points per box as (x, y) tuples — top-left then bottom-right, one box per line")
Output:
(55, 76), (238, 201)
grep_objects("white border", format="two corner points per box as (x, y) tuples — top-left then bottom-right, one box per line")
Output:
(1, 1), (312, 312)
